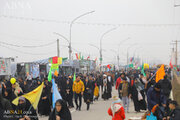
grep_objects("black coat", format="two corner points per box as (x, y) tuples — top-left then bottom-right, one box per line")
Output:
(48, 100), (71, 120)
(38, 86), (51, 116)
(159, 79), (172, 98)
(57, 77), (67, 100)
(0, 93), (12, 110)
(131, 84), (146, 111)
(83, 81), (92, 102)
(15, 99), (38, 120)
(169, 107), (180, 120)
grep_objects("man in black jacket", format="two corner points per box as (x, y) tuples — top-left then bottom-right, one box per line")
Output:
(159, 75), (172, 99)
(165, 100), (180, 120)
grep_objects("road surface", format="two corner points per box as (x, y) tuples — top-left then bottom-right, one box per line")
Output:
(39, 87), (144, 120)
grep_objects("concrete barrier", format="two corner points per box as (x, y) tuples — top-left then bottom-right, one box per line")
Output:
(172, 70), (180, 105)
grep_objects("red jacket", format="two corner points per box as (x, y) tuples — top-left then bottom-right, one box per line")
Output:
(108, 103), (125, 120)
(115, 77), (122, 90)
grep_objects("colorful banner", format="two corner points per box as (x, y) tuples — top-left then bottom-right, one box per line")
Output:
(51, 64), (59, 70)
(0, 58), (11, 75)
(58, 57), (62, 65)
(30, 64), (39, 78)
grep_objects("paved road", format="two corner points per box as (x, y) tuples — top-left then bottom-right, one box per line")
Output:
(39, 87), (144, 120)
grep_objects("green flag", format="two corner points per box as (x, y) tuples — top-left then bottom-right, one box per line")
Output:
(73, 73), (76, 82)
(48, 67), (52, 82)
(62, 57), (68, 61)
(129, 64), (134, 68)
(81, 56), (84, 60)
(141, 64), (146, 77)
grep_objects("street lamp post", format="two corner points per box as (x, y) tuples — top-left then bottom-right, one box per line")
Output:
(54, 32), (70, 57)
(110, 49), (119, 70)
(110, 37), (130, 70)
(69, 11), (95, 60)
(100, 27), (117, 72)
(117, 37), (130, 69)
(133, 47), (143, 57)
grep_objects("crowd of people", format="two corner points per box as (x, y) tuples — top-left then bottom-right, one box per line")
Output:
(108, 67), (180, 120)
(0, 67), (180, 120)
(0, 71), (114, 120)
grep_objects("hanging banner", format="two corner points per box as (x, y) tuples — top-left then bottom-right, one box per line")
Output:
(51, 64), (59, 70)
(58, 57), (62, 65)
(30, 64), (39, 78)
(0, 58), (11, 75)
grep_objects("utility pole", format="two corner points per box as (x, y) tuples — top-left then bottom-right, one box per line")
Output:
(117, 55), (119, 70)
(127, 51), (129, 65)
(57, 39), (60, 57)
(100, 27), (117, 72)
(175, 40), (178, 66)
(171, 40), (180, 67)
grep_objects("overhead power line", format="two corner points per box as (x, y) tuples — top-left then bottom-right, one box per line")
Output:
(0, 40), (56, 48)
(0, 44), (56, 55)
(1, 15), (180, 27)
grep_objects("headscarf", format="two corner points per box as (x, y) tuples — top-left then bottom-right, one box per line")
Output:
(111, 97), (122, 116)
(55, 99), (72, 120)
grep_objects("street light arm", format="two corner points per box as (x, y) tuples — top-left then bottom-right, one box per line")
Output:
(100, 27), (117, 50)
(100, 27), (117, 43)
(118, 37), (131, 47)
(53, 32), (70, 44)
(70, 10), (95, 42)
(118, 37), (130, 54)
(133, 47), (143, 56)
(69, 10), (95, 60)
(88, 43), (100, 50)
(110, 49), (118, 54)
(70, 11), (95, 27)
(127, 43), (138, 51)
(174, 5), (180, 7)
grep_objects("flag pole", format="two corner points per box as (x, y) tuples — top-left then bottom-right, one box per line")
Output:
(26, 104), (33, 116)
(148, 71), (157, 81)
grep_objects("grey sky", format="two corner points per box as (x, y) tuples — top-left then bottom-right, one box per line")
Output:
(0, 0), (180, 65)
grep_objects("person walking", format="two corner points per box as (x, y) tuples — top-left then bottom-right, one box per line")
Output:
(118, 78), (132, 113)
(131, 78), (147, 112)
(83, 77), (92, 110)
(65, 79), (73, 108)
(49, 99), (72, 120)
(73, 75), (85, 111)
(108, 97), (125, 120)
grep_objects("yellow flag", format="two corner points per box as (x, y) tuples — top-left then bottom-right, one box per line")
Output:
(58, 57), (62, 65)
(78, 53), (81, 60)
(156, 64), (165, 83)
(12, 82), (44, 110)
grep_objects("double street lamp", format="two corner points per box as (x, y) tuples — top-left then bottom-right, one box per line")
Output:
(110, 37), (130, 70)
(100, 27), (117, 72)
(69, 11), (95, 60)
(54, 11), (95, 60)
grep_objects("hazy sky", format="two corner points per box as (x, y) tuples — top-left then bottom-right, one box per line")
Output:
(0, 0), (180, 65)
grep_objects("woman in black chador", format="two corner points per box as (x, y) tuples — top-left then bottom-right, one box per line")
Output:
(38, 83), (51, 116)
(49, 99), (72, 120)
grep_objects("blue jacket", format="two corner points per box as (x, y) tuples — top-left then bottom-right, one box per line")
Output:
(147, 87), (166, 111)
